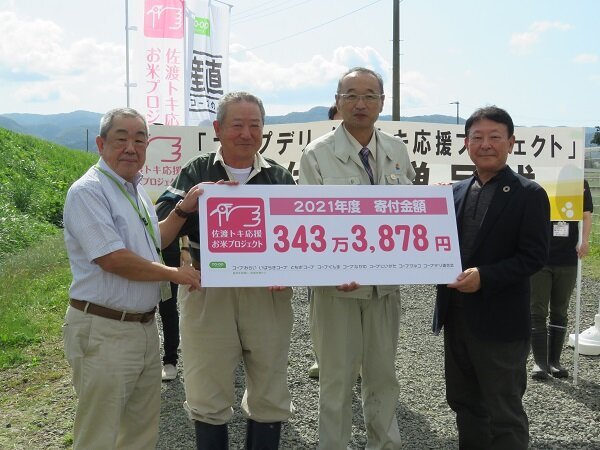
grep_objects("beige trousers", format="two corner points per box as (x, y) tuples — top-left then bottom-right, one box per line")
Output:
(62, 306), (161, 450)
(179, 286), (294, 425)
(311, 288), (402, 450)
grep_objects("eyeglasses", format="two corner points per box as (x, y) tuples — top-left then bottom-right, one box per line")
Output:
(468, 134), (507, 145)
(337, 93), (383, 104)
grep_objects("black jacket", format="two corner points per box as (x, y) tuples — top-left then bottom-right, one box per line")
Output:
(433, 166), (550, 341)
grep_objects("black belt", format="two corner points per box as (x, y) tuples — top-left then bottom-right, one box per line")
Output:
(70, 299), (156, 323)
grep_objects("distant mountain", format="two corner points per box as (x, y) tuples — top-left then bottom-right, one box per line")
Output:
(266, 106), (465, 125)
(0, 111), (100, 152)
(0, 115), (25, 134)
(0, 109), (596, 151)
(266, 106), (329, 124)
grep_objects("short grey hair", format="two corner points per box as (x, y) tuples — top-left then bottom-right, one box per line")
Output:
(336, 67), (384, 95)
(99, 107), (149, 139)
(216, 92), (266, 124)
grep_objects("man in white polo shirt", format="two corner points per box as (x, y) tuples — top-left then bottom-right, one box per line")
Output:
(63, 107), (201, 449)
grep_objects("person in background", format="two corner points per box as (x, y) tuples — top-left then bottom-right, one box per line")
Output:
(433, 106), (550, 449)
(157, 235), (191, 381)
(529, 179), (593, 379)
(327, 104), (342, 120)
(307, 103), (343, 380)
(155, 92), (295, 450)
(151, 123), (192, 382)
(62, 107), (201, 449)
(300, 67), (415, 449)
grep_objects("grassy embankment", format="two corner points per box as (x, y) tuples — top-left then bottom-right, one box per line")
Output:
(0, 128), (97, 368)
(0, 128), (96, 447)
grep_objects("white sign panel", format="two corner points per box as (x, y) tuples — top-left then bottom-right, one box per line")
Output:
(197, 184), (462, 287)
(144, 121), (584, 220)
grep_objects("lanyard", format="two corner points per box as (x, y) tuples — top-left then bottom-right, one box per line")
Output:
(94, 164), (160, 252)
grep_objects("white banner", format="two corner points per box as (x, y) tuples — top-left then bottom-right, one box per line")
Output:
(143, 121), (585, 221)
(185, 0), (230, 125)
(129, 0), (230, 126)
(197, 184), (462, 287)
(130, 0), (187, 125)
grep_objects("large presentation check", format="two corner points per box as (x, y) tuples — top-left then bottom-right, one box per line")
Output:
(197, 184), (462, 287)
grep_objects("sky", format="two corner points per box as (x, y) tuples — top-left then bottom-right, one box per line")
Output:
(0, 0), (598, 127)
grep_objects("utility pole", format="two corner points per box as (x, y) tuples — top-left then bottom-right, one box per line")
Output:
(450, 101), (459, 124)
(392, 0), (400, 121)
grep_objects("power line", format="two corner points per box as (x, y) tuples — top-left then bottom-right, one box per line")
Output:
(232, 0), (314, 24)
(232, 0), (283, 18)
(231, 0), (385, 54)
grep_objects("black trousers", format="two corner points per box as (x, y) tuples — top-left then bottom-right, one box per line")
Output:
(159, 290), (180, 366)
(159, 246), (181, 366)
(444, 305), (529, 450)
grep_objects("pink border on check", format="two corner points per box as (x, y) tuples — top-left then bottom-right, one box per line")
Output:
(269, 198), (448, 215)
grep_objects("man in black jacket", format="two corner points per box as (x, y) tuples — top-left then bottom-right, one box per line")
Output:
(156, 92), (295, 450)
(433, 106), (550, 449)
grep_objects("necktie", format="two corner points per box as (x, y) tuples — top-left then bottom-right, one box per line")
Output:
(359, 147), (374, 185)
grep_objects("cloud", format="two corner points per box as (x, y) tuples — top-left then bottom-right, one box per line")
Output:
(510, 21), (571, 54)
(229, 45), (386, 92)
(573, 53), (598, 64)
(0, 65), (48, 81)
(0, 11), (125, 112)
(229, 44), (439, 115)
(1, 11), (71, 75)
(396, 70), (435, 108)
(228, 45), (375, 108)
(530, 21), (571, 33)
(15, 83), (61, 103)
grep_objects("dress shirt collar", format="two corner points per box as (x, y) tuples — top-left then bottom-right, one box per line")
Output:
(341, 125), (377, 161)
(97, 157), (143, 195)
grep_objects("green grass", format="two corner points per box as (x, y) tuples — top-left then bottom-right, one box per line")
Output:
(0, 128), (97, 259)
(0, 234), (72, 368)
(0, 127), (95, 368)
(583, 244), (600, 280)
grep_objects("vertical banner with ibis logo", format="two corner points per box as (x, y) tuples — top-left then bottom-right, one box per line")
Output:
(129, 0), (230, 126)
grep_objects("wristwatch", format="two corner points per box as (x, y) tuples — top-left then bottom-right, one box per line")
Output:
(174, 200), (194, 218)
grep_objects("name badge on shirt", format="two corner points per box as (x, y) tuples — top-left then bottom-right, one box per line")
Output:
(553, 221), (569, 237)
(160, 281), (172, 301)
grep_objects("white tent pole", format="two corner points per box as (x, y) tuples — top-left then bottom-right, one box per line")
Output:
(125, 0), (131, 107)
(573, 243), (582, 385)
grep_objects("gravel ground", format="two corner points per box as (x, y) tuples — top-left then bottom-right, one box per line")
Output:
(157, 280), (600, 449)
